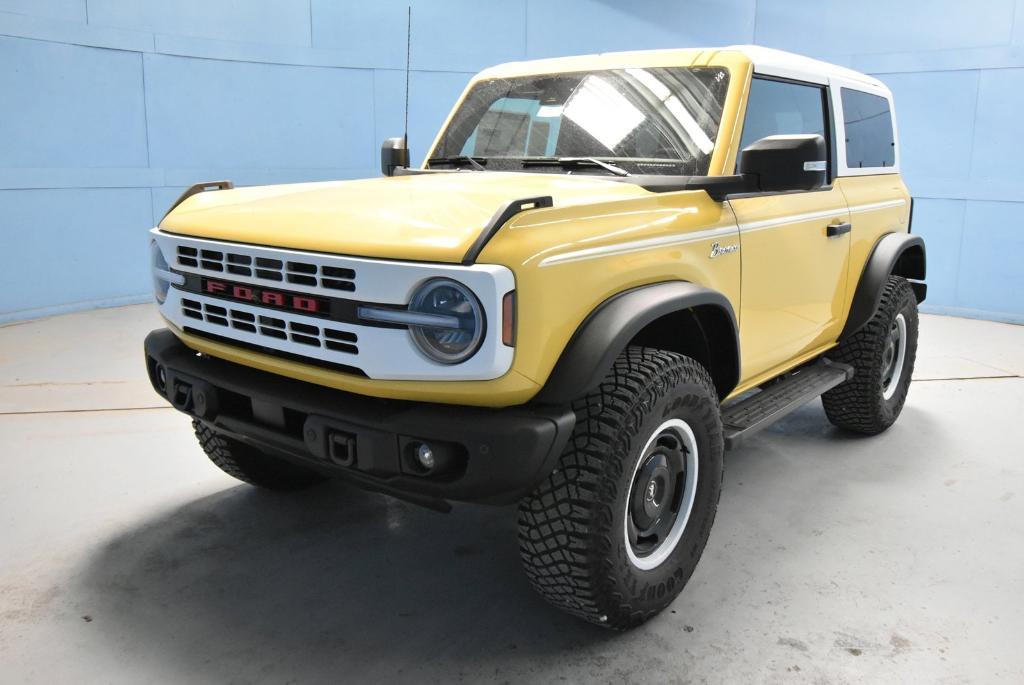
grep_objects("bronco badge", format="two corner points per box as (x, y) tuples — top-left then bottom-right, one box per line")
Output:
(709, 242), (739, 258)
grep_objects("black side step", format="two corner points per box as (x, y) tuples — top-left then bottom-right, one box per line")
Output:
(721, 359), (854, 450)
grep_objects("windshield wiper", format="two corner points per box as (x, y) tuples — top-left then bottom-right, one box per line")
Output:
(427, 155), (487, 171)
(521, 157), (630, 177)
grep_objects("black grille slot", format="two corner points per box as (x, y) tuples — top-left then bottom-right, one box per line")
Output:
(225, 309), (257, 333)
(207, 315), (228, 327)
(291, 333), (320, 347)
(227, 254), (251, 265)
(201, 249), (223, 260)
(178, 246), (198, 257)
(260, 327), (287, 339)
(287, 261), (317, 274)
(259, 315), (285, 328)
(322, 278), (355, 291)
(255, 269), (283, 281)
(287, 274), (317, 286)
(206, 304), (227, 316)
(256, 257), (282, 268)
(227, 264), (252, 276)
(322, 265), (355, 279)
(325, 340), (358, 354)
(325, 328), (357, 343)
(178, 257), (198, 267)
(290, 322), (320, 336)
(201, 260), (223, 271)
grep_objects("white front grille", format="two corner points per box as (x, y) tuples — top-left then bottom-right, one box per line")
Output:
(175, 244), (356, 293)
(152, 228), (516, 381)
(180, 297), (359, 356)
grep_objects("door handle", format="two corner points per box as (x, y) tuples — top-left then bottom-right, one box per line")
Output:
(826, 222), (851, 238)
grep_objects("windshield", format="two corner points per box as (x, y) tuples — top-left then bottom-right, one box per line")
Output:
(431, 66), (730, 176)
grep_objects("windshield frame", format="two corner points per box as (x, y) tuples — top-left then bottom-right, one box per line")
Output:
(425, 65), (737, 179)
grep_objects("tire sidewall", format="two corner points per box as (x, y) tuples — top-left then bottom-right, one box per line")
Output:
(605, 376), (723, 612)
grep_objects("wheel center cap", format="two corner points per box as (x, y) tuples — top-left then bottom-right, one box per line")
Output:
(645, 480), (658, 503)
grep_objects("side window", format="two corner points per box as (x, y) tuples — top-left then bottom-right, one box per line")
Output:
(840, 88), (895, 169)
(739, 78), (827, 152)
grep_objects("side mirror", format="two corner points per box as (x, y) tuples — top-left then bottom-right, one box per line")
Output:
(738, 134), (826, 193)
(381, 137), (410, 177)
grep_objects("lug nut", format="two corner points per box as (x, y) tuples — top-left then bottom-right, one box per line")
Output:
(416, 443), (435, 471)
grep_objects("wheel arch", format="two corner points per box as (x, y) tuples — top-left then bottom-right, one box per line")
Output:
(533, 281), (740, 404)
(840, 232), (926, 341)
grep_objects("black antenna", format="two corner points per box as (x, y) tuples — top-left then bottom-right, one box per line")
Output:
(403, 6), (411, 149)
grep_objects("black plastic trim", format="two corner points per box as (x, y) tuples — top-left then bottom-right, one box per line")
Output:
(840, 232), (926, 340)
(534, 281), (740, 404)
(161, 180), (234, 222)
(145, 329), (575, 506)
(721, 359), (854, 449)
(461, 196), (553, 264)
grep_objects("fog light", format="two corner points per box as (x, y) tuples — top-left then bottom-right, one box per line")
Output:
(156, 365), (167, 391)
(416, 443), (436, 471)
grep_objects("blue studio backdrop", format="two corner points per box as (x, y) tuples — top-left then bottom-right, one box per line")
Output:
(1, 0), (1022, 323)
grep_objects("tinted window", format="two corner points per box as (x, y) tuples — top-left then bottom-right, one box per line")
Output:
(841, 88), (895, 169)
(739, 78), (826, 152)
(433, 67), (731, 176)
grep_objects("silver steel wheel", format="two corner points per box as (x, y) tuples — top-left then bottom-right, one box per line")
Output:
(881, 312), (907, 400)
(624, 418), (699, 571)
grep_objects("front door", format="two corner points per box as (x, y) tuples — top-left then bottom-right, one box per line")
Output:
(729, 77), (852, 384)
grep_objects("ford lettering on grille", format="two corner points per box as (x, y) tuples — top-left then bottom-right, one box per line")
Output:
(203, 278), (325, 314)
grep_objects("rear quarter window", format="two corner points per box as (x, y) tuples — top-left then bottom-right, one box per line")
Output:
(841, 88), (895, 169)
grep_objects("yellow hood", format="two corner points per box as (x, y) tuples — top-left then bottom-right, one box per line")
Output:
(159, 171), (652, 263)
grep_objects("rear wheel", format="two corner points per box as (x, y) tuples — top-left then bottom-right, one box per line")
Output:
(193, 420), (327, 490)
(517, 347), (724, 630)
(823, 275), (918, 434)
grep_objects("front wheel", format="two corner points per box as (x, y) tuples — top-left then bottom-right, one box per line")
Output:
(823, 275), (919, 434)
(517, 347), (724, 630)
(193, 421), (327, 491)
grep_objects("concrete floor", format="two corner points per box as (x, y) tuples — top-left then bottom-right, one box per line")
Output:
(1, 305), (1022, 684)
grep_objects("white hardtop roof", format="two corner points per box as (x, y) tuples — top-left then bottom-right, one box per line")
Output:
(478, 45), (888, 96)
(722, 45), (887, 92)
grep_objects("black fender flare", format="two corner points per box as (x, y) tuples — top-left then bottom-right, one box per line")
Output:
(533, 281), (740, 405)
(840, 232), (926, 340)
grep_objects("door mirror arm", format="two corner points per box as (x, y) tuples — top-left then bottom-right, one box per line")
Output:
(682, 174), (759, 201)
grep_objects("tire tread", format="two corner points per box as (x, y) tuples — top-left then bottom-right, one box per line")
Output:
(517, 347), (720, 629)
(822, 276), (918, 434)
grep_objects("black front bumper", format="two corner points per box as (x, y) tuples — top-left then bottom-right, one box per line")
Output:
(144, 330), (575, 507)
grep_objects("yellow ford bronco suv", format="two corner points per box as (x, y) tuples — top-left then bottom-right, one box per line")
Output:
(145, 45), (925, 629)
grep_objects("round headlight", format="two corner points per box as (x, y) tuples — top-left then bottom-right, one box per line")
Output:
(151, 240), (171, 304)
(408, 279), (484, 364)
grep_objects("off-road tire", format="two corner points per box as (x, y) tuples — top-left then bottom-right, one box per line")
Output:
(822, 275), (918, 434)
(193, 420), (327, 490)
(517, 347), (724, 630)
